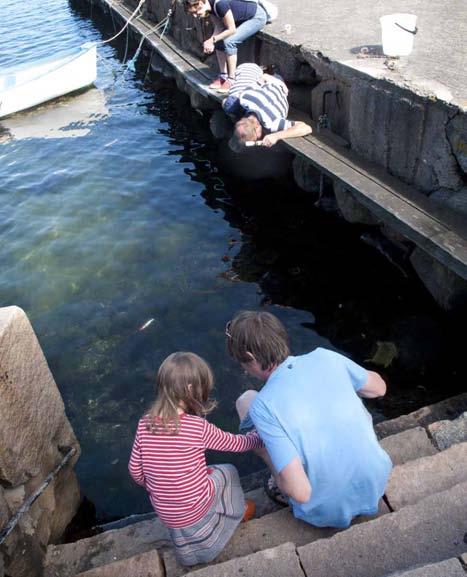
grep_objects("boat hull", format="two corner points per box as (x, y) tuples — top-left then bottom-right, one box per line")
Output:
(0, 44), (97, 119)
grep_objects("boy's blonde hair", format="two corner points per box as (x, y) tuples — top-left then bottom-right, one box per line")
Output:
(226, 311), (290, 370)
(149, 352), (217, 434)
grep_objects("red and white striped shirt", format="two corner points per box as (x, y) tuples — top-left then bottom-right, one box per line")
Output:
(128, 413), (262, 528)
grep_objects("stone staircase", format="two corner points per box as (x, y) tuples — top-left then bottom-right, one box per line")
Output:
(43, 394), (467, 577)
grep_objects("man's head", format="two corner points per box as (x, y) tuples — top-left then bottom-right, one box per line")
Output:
(183, 0), (210, 18)
(226, 311), (290, 377)
(229, 115), (263, 152)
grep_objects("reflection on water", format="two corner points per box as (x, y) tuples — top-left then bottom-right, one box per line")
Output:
(0, 88), (108, 141)
(0, 0), (465, 522)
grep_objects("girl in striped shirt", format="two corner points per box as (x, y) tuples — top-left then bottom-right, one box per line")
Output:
(129, 351), (262, 566)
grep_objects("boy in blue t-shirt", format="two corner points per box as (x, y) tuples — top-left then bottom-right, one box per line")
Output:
(226, 311), (393, 528)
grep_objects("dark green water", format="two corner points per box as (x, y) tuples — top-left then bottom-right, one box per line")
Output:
(1, 0), (464, 521)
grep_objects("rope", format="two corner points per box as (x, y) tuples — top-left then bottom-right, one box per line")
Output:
(0, 447), (77, 546)
(125, 14), (170, 71)
(97, 0), (147, 45)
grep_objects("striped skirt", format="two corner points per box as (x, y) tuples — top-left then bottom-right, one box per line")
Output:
(169, 464), (245, 566)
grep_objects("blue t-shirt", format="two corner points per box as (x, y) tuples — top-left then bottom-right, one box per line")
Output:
(249, 348), (393, 528)
(209, 0), (257, 23)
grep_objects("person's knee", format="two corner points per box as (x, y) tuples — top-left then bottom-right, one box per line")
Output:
(236, 389), (258, 419)
(223, 38), (238, 55)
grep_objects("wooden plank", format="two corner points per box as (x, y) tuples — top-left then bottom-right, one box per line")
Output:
(286, 136), (467, 278)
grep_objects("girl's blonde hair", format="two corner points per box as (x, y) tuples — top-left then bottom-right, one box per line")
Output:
(148, 352), (217, 434)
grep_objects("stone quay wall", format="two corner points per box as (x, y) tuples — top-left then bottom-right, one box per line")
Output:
(0, 307), (81, 577)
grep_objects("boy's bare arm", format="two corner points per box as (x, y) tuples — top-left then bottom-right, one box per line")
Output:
(277, 457), (312, 503)
(262, 121), (312, 147)
(358, 371), (387, 398)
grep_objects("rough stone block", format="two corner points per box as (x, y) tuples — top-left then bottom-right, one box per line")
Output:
(334, 182), (379, 225)
(387, 96), (425, 184)
(297, 482), (467, 577)
(48, 467), (81, 543)
(74, 550), (164, 577)
(44, 517), (170, 577)
(429, 187), (467, 218)
(376, 393), (467, 439)
(385, 558), (465, 577)
(0, 489), (9, 532)
(446, 111), (467, 174)
(183, 542), (303, 577)
(410, 247), (467, 310)
(414, 105), (463, 192)
(428, 412), (467, 451)
(292, 156), (321, 192)
(0, 306), (80, 487)
(385, 442), (467, 510)
(411, 393), (467, 427)
(375, 414), (419, 439)
(311, 79), (351, 141)
(3, 485), (25, 516)
(349, 80), (392, 168)
(380, 427), (437, 466)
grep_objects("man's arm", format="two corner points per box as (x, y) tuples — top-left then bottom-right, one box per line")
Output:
(357, 371), (387, 398)
(262, 121), (312, 147)
(277, 457), (312, 503)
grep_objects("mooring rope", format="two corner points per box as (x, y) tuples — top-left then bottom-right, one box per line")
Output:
(97, 0), (147, 44)
(0, 447), (77, 546)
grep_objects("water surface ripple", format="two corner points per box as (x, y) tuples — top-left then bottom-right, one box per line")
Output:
(1, 0), (464, 520)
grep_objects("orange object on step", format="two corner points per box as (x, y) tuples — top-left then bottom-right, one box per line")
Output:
(242, 499), (256, 522)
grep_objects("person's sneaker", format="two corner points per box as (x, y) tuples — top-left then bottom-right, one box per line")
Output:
(209, 76), (226, 89)
(215, 78), (234, 93)
(242, 499), (256, 522)
(264, 475), (289, 507)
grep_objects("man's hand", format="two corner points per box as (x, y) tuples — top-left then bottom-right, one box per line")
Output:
(203, 37), (215, 54)
(262, 133), (280, 147)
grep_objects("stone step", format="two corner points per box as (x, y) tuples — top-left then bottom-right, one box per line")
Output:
(43, 483), (281, 577)
(44, 416), (452, 577)
(428, 411), (467, 451)
(74, 550), (164, 577)
(382, 557), (466, 577)
(179, 482), (467, 577)
(162, 507), (342, 577)
(385, 442), (467, 511)
(297, 482), (467, 577)
(44, 517), (170, 577)
(375, 392), (467, 439)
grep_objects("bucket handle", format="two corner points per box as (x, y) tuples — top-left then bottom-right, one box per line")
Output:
(395, 22), (418, 35)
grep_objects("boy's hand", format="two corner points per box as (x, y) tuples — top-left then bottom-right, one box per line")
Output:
(262, 133), (280, 147)
(203, 37), (215, 53)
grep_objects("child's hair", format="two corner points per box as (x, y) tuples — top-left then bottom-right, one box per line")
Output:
(148, 352), (217, 434)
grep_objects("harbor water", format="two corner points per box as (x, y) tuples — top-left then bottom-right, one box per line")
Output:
(0, 0), (464, 521)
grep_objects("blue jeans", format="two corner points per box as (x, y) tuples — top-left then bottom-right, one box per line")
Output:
(215, 5), (267, 56)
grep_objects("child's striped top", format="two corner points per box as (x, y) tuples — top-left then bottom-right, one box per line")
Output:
(128, 413), (262, 528)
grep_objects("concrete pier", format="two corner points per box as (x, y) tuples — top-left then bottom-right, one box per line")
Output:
(75, 0), (467, 309)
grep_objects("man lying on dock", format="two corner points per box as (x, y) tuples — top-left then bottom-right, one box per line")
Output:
(222, 63), (312, 149)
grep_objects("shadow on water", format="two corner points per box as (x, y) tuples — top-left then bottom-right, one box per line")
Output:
(1, 0), (464, 525)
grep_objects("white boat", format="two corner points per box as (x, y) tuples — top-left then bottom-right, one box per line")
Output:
(0, 44), (97, 119)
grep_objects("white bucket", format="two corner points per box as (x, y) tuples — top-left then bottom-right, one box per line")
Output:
(380, 13), (417, 57)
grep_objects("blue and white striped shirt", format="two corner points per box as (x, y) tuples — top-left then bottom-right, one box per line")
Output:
(224, 63), (293, 133)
